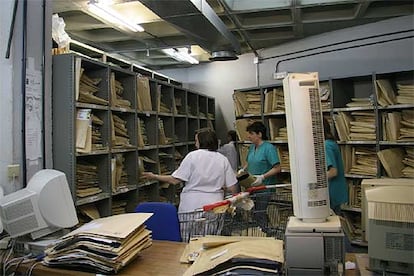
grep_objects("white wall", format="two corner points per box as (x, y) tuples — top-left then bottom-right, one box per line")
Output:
(161, 53), (257, 140)
(160, 15), (414, 140)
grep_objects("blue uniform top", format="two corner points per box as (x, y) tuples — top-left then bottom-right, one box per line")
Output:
(325, 139), (348, 209)
(246, 141), (280, 185)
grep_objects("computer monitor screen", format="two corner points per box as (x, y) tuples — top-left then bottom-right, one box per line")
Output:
(0, 169), (78, 239)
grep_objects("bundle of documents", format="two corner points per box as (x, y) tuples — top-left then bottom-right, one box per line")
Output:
(156, 85), (172, 113)
(377, 148), (405, 178)
(111, 114), (132, 147)
(375, 79), (397, 106)
(345, 97), (373, 108)
(174, 150), (184, 167)
(112, 200), (128, 215)
(138, 156), (157, 185)
(263, 88), (285, 113)
(233, 91), (261, 116)
(396, 82), (414, 104)
(137, 77), (152, 111)
(402, 147), (414, 178)
(76, 163), (103, 198)
(181, 236), (284, 276)
(399, 109), (414, 141)
(111, 154), (129, 193)
(347, 179), (361, 207)
(341, 213), (362, 243)
(348, 111), (376, 140)
(158, 118), (173, 144)
(91, 114), (105, 150)
(277, 146), (290, 172)
(78, 69), (108, 106)
(137, 117), (148, 147)
(159, 151), (174, 175)
(174, 96), (185, 115)
(110, 73), (131, 108)
(334, 111), (376, 141)
(78, 204), (100, 223)
(268, 118), (287, 141)
(348, 147), (377, 176)
(43, 213), (153, 274)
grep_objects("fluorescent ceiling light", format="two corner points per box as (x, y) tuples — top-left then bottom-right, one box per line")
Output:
(87, 0), (144, 32)
(162, 48), (199, 64)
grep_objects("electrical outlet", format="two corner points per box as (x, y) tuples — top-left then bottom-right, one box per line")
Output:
(273, 71), (288, 80)
(7, 164), (20, 178)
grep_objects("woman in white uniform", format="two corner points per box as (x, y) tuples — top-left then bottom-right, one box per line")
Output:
(142, 128), (239, 213)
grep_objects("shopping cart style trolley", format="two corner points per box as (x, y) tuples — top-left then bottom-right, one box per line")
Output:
(179, 184), (292, 242)
(224, 184), (293, 240)
(178, 204), (227, 243)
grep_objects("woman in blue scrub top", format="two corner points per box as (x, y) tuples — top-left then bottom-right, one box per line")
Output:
(239, 121), (281, 230)
(239, 121), (281, 185)
(323, 118), (348, 215)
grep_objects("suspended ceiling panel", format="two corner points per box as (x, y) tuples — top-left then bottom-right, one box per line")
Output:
(52, 0), (413, 70)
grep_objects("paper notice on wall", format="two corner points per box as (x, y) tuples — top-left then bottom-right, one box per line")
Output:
(25, 69), (42, 161)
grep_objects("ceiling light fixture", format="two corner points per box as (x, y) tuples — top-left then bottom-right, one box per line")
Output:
(87, 0), (144, 33)
(162, 48), (199, 64)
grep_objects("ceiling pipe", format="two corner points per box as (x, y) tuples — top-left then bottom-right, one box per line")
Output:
(139, 0), (241, 61)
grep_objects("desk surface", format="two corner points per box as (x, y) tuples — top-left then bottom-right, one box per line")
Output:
(16, 240), (364, 276)
(18, 241), (189, 276)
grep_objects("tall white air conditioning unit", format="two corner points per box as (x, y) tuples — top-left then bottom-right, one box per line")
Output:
(283, 72), (330, 222)
(283, 73), (344, 275)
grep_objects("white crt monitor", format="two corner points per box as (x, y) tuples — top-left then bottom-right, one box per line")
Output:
(0, 169), (78, 239)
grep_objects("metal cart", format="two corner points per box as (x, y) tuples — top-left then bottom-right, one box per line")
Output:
(224, 184), (293, 240)
(178, 184), (292, 242)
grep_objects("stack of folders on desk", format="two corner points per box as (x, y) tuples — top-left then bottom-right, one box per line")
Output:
(43, 213), (153, 274)
(181, 236), (284, 276)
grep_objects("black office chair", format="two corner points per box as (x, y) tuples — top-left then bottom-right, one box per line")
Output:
(134, 202), (182, 242)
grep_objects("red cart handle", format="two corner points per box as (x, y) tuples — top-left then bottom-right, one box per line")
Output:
(203, 200), (230, 211)
(202, 191), (251, 211)
(246, 183), (292, 193)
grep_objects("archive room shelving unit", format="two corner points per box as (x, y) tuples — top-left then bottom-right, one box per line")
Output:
(233, 69), (413, 246)
(52, 53), (215, 221)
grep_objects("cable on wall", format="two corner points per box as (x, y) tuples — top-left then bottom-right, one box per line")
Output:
(275, 35), (414, 73)
(41, 0), (46, 168)
(22, 0), (28, 186)
(260, 29), (413, 63)
(5, 0), (18, 59)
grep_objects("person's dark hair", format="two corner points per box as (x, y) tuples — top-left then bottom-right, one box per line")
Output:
(246, 121), (268, 140)
(227, 130), (238, 142)
(323, 117), (335, 140)
(196, 128), (218, 151)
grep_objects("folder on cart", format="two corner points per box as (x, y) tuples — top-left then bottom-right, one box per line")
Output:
(183, 236), (284, 276)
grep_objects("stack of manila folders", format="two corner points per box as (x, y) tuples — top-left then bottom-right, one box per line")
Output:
(43, 213), (152, 274)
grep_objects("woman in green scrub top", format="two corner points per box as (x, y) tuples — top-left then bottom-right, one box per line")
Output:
(323, 118), (348, 215)
(239, 121), (281, 230)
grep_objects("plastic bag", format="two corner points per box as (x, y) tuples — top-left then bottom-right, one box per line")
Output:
(52, 14), (71, 48)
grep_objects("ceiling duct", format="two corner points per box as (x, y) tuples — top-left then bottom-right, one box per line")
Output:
(209, 50), (238, 61)
(139, 0), (241, 61)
